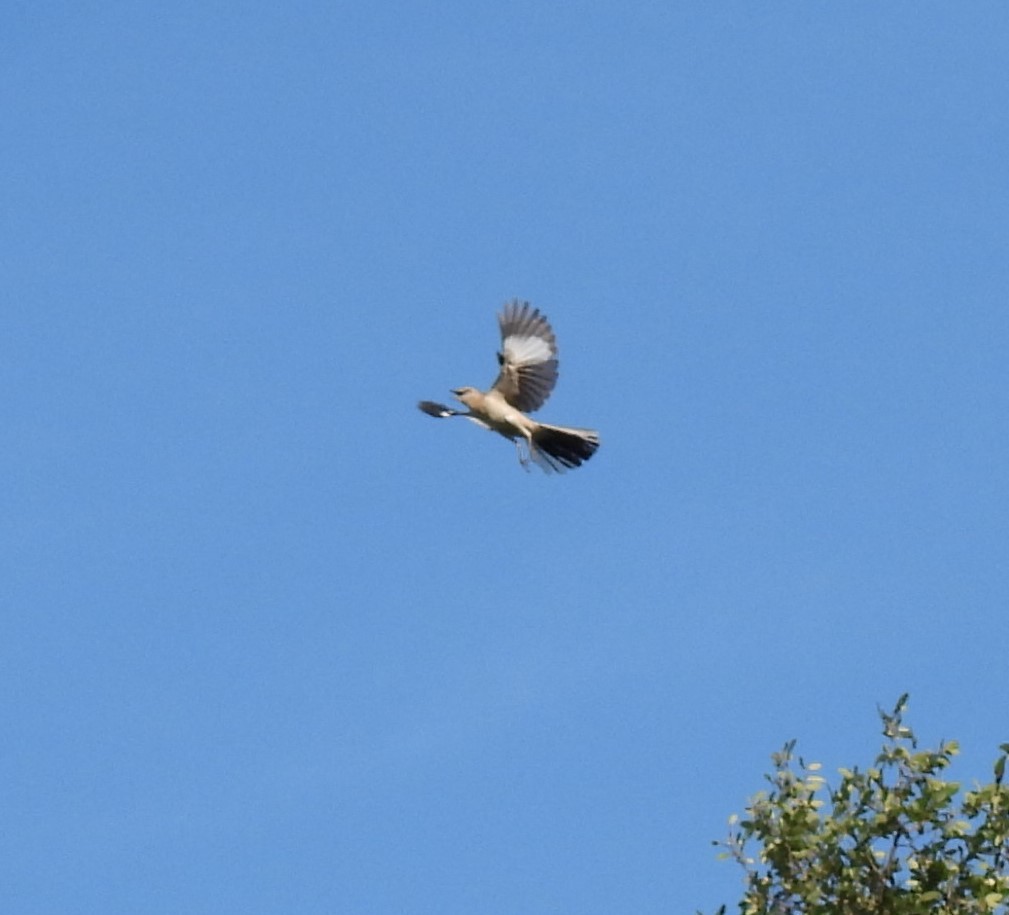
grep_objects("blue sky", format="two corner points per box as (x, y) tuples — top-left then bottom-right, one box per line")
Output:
(3, 3), (1008, 912)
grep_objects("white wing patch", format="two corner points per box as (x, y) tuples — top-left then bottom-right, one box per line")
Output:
(504, 334), (553, 365)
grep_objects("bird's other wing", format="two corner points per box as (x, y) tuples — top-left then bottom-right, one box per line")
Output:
(417, 399), (491, 430)
(489, 300), (559, 412)
(417, 400), (458, 417)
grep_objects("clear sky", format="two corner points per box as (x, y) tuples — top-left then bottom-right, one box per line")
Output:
(3, 3), (1008, 912)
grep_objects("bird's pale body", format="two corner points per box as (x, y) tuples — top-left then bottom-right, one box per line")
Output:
(453, 387), (530, 438)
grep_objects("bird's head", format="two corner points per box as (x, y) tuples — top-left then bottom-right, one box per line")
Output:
(452, 387), (481, 409)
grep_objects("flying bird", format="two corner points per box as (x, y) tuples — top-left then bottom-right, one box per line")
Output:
(418, 300), (600, 473)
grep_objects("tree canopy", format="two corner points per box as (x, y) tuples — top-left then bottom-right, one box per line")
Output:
(710, 695), (1009, 914)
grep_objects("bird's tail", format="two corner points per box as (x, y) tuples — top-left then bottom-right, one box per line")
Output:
(530, 423), (600, 473)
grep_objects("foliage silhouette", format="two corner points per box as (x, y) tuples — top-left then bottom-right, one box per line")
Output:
(709, 695), (1009, 914)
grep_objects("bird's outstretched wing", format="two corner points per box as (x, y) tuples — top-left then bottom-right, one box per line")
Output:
(489, 300), (558, 413)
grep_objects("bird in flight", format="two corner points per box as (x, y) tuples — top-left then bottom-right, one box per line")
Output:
(418, 300), (600, 473)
